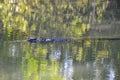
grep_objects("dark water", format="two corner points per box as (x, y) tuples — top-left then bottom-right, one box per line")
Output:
(0, 40), (120, 80)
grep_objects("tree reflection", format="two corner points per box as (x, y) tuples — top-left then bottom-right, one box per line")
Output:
(0, 0), (109, 40)
(0, 39), (120, 80)
(22, 43), (64, 80)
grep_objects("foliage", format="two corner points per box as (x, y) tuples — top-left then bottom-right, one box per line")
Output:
(0, 0), (108, 40)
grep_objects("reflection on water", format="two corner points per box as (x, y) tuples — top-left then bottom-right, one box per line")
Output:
(61, 57), (73, 80)
(109, 66), (115, 80)
(0, 40), (120, 80)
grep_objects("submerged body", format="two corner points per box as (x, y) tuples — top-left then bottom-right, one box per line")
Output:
(26, 38), (72, 43)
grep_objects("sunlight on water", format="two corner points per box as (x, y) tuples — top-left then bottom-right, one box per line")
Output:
(9, 45), (16, 57)
(109, 66), (115, 80)
(62, 59), (73, 80)
(50, 49), (61, 61)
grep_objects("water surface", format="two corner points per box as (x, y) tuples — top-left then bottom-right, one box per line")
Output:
(0, 40), (120, 80)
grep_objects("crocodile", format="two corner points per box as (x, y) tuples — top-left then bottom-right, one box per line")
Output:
(26, 38), (72, 43)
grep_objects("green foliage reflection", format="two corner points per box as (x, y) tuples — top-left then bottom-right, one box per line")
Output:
(22, 43), (64, 80)
(0, 0), (108, 40)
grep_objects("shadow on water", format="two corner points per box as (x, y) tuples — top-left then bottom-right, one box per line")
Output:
(0, 39), (120, 80)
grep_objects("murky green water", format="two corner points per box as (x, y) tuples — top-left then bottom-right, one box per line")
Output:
(0, 40), (120, 80)
(0, 0), (120, 80)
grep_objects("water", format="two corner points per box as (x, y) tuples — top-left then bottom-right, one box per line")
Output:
(0, 0), (120, 80)
(0, 40), (120, 80)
